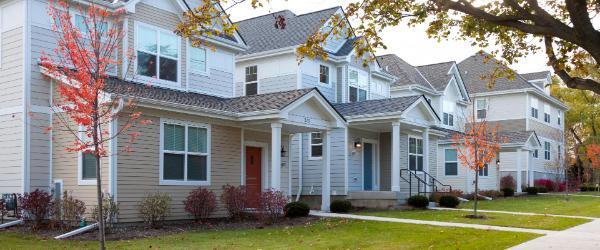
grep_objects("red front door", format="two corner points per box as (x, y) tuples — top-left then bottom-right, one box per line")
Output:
(245, 147), (262, 208)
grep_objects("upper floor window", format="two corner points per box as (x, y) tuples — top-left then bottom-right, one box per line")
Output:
(557, 110), (562, 125)
(319, 65), (329, 84)
(245, 65), (258, 96)
(476, 99), (487, 119)
(348, 68), (367, 102)
(309, 132), (323, 159)
(75, 14), (107, 36)
(478, 164), (489, 177)
(531, 97), (539, 119)
(136, 23), (179, 83)
(408, 137), (424, 171)
(443, 101), (454, 126)
(444, 149), (458, 176)
(533, 149), (539, 158)
(544, 105), (551, 123)
(161, 120), (210, 185)
(558, 145), (562, 160)
(544, 141), (551, 160)
(190, 46), (207, 74)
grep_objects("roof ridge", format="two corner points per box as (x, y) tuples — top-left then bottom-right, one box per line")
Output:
(296, 6), (341, 17)
(234, 9), (296, 23)
(416, 61), (456, 68)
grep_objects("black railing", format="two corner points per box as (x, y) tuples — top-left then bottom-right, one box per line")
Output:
(400, 169), (452, 197)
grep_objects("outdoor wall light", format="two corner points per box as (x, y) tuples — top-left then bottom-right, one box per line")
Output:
(354, 140), (362, 149)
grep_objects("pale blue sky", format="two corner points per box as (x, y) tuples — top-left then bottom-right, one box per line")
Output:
(228, 0), (550, 74)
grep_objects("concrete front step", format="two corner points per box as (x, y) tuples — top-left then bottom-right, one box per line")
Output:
(347, 191), (413, 209)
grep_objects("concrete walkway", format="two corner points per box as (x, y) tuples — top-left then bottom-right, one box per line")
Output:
(429, 207), (598, 220)
(510, 219), (600, 250)
(310, 211), (554, 235)
(540, 193), (600, 198)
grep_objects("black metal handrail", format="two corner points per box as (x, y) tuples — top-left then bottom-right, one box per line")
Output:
(400, 169), (452, 197)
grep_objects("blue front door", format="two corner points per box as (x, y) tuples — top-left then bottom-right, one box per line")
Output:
(364, 143), (373, 190)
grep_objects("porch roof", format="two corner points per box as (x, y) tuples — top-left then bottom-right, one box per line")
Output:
(438, 128), (541, 148)
(333, 95), (428, 117)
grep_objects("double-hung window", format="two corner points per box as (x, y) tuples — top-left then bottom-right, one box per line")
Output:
(557, 110), (562, 125)
(190, 46), (207, 74)
(544, 141), (551, 160)
(309, 132), (323, 158)
(544, 104), (551, 123)
(476, 99), (487, 119)
(78, 127), (97, 185)
(443, 101), (455, 126)
(161, 120), (210, 185)
(409, 137), (424, 171)
(533, 149), (539, 158)
(245, 65), (258, 96)
(136, 23), (180, 84)
(348, 68), (368, 102)
(73, 14), (116, 75)
(558, 145), (562, 160)
(478, 164), (489, 177)
(531, 97), (539, 119)
(444, 149), (458, 176)
(319, 65), (329, 84)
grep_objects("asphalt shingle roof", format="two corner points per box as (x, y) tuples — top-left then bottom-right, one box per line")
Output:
(333, 95), (422, 117)
(376, 54), (433, 90)
(458, 52), (534, 94)
(416, 61), (456, 91)
(104, 78), (315, 114)
(521, 71), (550, 81)
(498, 131), (539, 145)
(235, 7), (340, 55)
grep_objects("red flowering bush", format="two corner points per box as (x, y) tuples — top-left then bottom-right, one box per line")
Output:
(430, 190), (464, 202)
(534, 179), (556, 192)
(183, 188), (216, 222)
(500, 175), (516, 189)
(257, 189), (288, 224)
(220, 185), (248, 220)
(19, 189), (53, 228)
(557, 182), (567, 192)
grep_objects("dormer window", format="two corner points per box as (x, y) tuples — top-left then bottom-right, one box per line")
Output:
(531, 97), (539, 119)
(319, 65), (329, 84)
(476, 99), (487, 119)
(245, 65), (258, 96)
(136, 23), (180, 84)
(443, 101), (454, 126)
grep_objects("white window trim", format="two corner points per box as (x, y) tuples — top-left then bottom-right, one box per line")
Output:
(348, 68), (368, 102)
(533, 149), (539, 158)
(475, 99), (487, 121)
(187, 41), (209, 76)
(134, 21), (182, 89)
(319, 65), (329, 85)
(478, 164), (490, 177)
(308, 132), (323, 160)
(244, 65), (258, 96)
(544, 141), (551, 161)
(444, 148), (458, 176)
(408, 136), (424, 172)
(77, 126), (97, 186)
(159, 118), (211, 186)
(531, 97), (539, 119)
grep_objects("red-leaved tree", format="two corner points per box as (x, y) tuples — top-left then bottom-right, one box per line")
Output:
(586, 144), (600, 189)
(452, 116), (504, 218)
(40, 1), (149, 248)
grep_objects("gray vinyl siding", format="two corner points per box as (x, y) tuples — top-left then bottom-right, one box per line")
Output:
(0, 113), (23, 193)
(370, 93), (386, 100)
(29, 26), (54, 107)
(347, 128), (378, 191)
(29, 113), (51, 190)
(301, 74), (335, 103)
(188, 68), (234, 97)
(488, 119), (527, 132)
(0, 27), (24, 108)
(336, 67), (343, 103)
(243, 130), (291, 195)
(529, 119), (564, 141)
(256, 74), (297, 94)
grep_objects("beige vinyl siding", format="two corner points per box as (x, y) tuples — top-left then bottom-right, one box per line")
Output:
(127, 3), (186, 88)
(116, 109), (242, 222)
(0, 27), (24, 108)
(0, 113), (23, 193)
(29, 113), (51, 191)
(52, 115), (110, 214)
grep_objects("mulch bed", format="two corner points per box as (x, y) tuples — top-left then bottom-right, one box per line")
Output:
(2, 216), (320, 241)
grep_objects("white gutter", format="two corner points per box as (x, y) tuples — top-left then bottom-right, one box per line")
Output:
(295, 133), (303, 201)
(54, 223), (98, 240)
(0, 219), (23, 229)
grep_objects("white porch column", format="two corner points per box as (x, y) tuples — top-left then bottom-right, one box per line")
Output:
(516, 148), (522, 192)
(422, 127), (430, 192)
(271, 123), (282, 190)
(391, 122), (401, 192)
(528, 151), (534, 186)
(321, 129), (331, 211)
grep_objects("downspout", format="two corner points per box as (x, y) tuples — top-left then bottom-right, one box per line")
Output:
(288, 134), (292, 198)
(22, 0), (32, 193)
(295, 133), (303, 201)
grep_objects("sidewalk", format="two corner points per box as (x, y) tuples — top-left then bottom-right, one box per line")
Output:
(510, 219), (600, 250)
(429, 207), (598, 220)
(310, 211), (554, 235)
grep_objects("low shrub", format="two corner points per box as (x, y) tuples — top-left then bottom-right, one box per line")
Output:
(500, 175), (516, 190)
(92, 193), (120, 231)
(257, 189), (287, 224)
(330, 200), (352, 213)
(534, 179), (555, 192)
(478, 190), (503, 199)
(580, 184), (598, 192)
(19, 189), (53, 228)
(220, 185), (248, 220)
(138, 192), (171, 228)
(501, 188), (515, 197)
(525, 187), (538, 195)
(557, 182), (567, 192)
(284, 201), (310, 218)
(183, 188), (216, 222)
(407, 195), (429, 209)
(535, 186), (548, 193)
(438, 195), (460, 208)
(54, 191), (86, 229)
(430, 190), (464, 202)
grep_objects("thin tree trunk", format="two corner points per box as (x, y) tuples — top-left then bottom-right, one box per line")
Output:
(474, 171), (479, 218)
(95, 154), (105, 250)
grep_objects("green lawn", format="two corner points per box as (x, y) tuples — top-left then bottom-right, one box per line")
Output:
(356, 209), (590, 230)
(1, 219), (539, 250)
(459, 194), (600, 217)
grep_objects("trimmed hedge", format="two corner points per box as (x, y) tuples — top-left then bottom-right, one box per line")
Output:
(407, 195), (429, 209)
(438, 195), (460, 208)
(525, 187), (538, 195)
(501, 188), (515, 197)
(284, 201), (310, 218)
(330, 200), (352, 213)
(535, 186), (548, 193)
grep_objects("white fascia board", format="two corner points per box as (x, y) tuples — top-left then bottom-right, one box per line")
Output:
(236, 46), (297, 62)
(371, 70), (396, 81)
(391, 85), (441, 96)
(279, 91), (347, 128)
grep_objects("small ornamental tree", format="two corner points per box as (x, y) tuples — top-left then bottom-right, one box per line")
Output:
(42, 1), (149, 249)
(452, 115), (504, 218)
